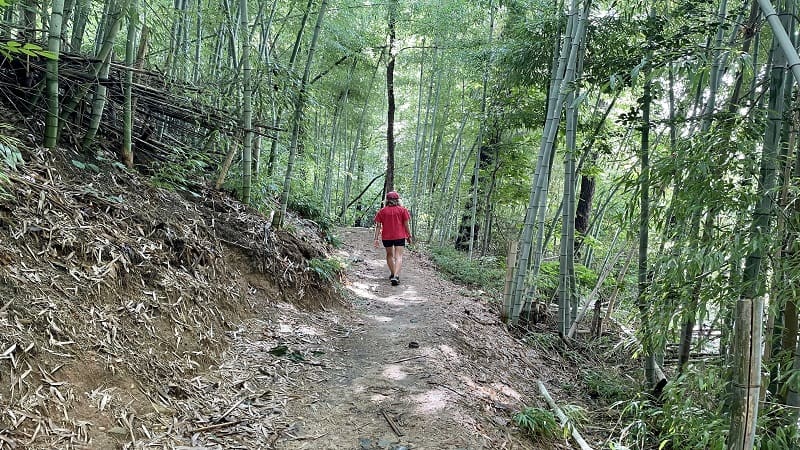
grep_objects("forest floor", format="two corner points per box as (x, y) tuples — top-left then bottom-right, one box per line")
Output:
(267, 227), (574, 450)
(0, 146), (620, 450)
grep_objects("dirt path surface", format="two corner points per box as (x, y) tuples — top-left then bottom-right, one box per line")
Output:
(270, 227), (550, 450)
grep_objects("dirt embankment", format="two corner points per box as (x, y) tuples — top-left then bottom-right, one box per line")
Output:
(0, 146), (339, 449)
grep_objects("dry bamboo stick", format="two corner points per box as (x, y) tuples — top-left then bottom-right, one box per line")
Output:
(567, 247), (625, 338)
(381, 410), (403, 437)
(536, 380), (593, 450)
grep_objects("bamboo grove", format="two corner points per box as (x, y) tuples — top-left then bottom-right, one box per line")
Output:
(2, 0), (800, 448)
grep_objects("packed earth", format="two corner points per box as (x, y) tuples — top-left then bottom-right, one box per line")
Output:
(272, 227), (554, 449)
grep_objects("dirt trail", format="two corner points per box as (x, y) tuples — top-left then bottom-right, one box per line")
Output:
(272, 227), (550, 450)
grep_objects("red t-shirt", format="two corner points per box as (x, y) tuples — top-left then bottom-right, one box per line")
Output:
(375, 205), (411, 240)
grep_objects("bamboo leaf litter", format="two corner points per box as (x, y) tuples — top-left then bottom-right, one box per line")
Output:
(0, 150), (338, 449)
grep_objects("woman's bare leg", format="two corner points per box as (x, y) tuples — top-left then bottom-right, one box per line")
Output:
(393, 246), (405, 278)
(385, 246), (396, 277)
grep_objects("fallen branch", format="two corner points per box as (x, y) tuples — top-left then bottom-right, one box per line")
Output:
(381, 410), (404, 436)
(388, 354), (426, 364)
(189, 420), (242, 433)
(537, 380), (593, 450)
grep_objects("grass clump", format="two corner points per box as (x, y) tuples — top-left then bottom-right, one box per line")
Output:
(513, 406), (560, 439)
(429, 246), (504, 289)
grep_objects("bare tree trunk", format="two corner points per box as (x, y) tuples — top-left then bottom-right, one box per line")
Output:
(728, 1), (796, 447)
(122, 0), (138, 168)
(69, 0), (89, 51)
(340, 49), (383, 222)
(383, 0), (397, 195)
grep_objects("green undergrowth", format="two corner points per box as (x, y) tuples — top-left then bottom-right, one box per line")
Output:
(583, 369), (635, 402)
(429, 246), (505, 290)
(538, 260), (617, 298)
(513, 406), (560, 439)
(606, 364), (800, 449)
(513, 403), (588, 445)
(0, 127), (23, 200)
(308, 257), (344, 282)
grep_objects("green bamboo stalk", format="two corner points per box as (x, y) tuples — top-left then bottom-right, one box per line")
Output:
(273, 0), (329, 228)
(44, 0), (65, 150)
(239, 0), (252, 203)
(122, 0), (138, 168)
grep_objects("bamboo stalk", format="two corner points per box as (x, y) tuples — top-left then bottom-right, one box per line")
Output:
(502, 240), (519, 322)
(536, 380), (593, 450)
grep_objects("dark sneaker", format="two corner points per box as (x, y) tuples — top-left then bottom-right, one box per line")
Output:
(390, 276), (399, 286)
(389, 273), (394, 280)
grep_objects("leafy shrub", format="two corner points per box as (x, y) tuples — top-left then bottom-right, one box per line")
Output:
(758, 418), (800, 450)
(610, 365), (758, 450)
(308, 257), (343, 282)
(538, 261), (616, 300)
(151, 148), (214, 196)
(429, 246), (504, 289)
(513, 406), (560, 439)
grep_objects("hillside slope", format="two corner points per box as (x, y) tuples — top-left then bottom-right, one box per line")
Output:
(0, 145), (339, 448)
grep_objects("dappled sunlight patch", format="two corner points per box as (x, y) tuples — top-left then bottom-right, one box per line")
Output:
(412, 388), (450, 414)
(382, 364), (408, 381)
(493, 382), (522, 401)
(393, 291), (428, 305)
(278, 323), (320, 335)
(367, 258), (386, 271)
(400, 286), (419, 296)
(370, 393), (391, 402)
(347, 282), (378, 299)
(375, 295), (415, 308)
(438, 344), (462, 362)
(366, 314), (394, 323)
(459, 375), (522, 403)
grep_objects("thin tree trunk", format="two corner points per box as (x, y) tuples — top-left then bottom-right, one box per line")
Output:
(467, 3), (495, 259)
(82, 0), (130, 150)
(122, 0), (138, 168)
(193, 0), (203, 84)
(61, 0), (76, 49)
(44, 0), (65, 150)
(638, 28), (654, 387)
(340, 49), (384, 222)
(728, 2), (795, 446)
(70, 0), (89, 51)
(273, 0), (328, 228)
(21, 0), (37, 42)
(239, 0), (253, 203)
(383, 0), (397, 195)
(266, 0), (313, 178)
(410, 39), (427, 233)
(509, 0), (580, 323)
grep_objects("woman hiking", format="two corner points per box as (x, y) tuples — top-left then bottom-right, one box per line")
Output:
(373, 190), (412, 286)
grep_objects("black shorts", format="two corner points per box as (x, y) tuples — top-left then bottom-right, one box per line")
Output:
(382, 238), (406, 248)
